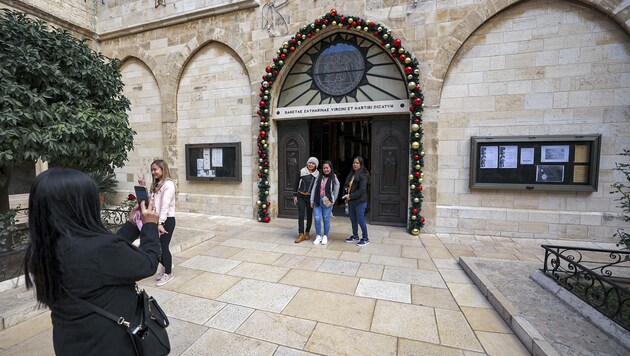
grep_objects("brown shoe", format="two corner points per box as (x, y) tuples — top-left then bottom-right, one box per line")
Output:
(295, 233), (305, 243)
(303, 232), (310, 240)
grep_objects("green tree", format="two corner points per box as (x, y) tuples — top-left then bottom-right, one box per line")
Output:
(0, 9), (134, 214)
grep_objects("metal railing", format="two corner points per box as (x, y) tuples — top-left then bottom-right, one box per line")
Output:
(541, 244), (630, 331)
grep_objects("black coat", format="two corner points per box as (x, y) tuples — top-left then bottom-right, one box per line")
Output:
(345, 170), (369, 203)
(51, 222), (160, 356)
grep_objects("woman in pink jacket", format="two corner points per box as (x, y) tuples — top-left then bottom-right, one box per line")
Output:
(140, 159), (177, 286)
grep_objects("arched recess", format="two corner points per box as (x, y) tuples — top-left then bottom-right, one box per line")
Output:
(176, 41), (253, 217)
(255, 9), (427, 235)
(429, 0), (630, 96)
(437, 0), (630, 238)
(117, 57), (163, 193)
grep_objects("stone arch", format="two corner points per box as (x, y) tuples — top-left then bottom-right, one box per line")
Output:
(430, 0), (630, 96)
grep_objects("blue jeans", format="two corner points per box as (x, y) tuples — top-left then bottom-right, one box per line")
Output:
(313, 198), (333, 236)
(349, 201), (368, 240)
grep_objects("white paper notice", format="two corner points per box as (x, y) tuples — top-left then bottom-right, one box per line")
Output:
(520, 148), (534, 165)
(212, 148), (223, 167)
(499, 146), (518, 168)
(203, 148), (211, 169)
(196, 159), (205, 177)
(480, 146), (498, 169)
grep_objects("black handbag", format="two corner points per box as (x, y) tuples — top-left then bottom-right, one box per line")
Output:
(63, 285), (170, 356)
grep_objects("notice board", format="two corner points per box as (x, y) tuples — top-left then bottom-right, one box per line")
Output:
(469, 135), (601, 191)
(185, 142), (242, 181)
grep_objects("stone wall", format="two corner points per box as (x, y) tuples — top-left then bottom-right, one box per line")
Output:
(437, 0), (630, 240)
(0, 0), (94, 31)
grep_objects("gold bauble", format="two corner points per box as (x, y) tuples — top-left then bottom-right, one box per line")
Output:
(420, 151), (425, 156)
(405, 58), (412, 64)
(413, 198), (420, 203)
(407, 82), (416, 89)
(411, 184), (416, 190)
(419, 178), (423, 183)
(258, 217), (262, 222)
(311, 23), (315, 28)
(332, 21), (337, 26)
(265, 181), (269, 185)
(263, 144), (268, 148)
(322, 25), (327, 30)
(338, 23), (343, 28)
(414, 69), (420, 75)
(261, 140), (266, 144)
(411, 228), (420, 235)
(256, 200), (261, 205)
(259, 166), (262, 170)
(414, 133), (420, 138)
(415, 112), (422, 117)
(411, 141), (420, 149)
(262, 204), (267, 209)
(383, 34), (389, 40)
(259, 158), (263, 163)
(279, 60), (284, 65)
(387, 30), (392, 35)
(390, 48), (396, 53)
(348, 18), (353, 23)
(264, 109), (269, 113)
(282, 49), (287, 54)
(415, 164), (421, 170)
(398, 48), (404, 54)
(315, 28), (320, 33)
(276, 49), (281, 55)
(410, 92), (415, 98)
(265, 90), (269, 95)
(264, 169), (268, 173)
(407, 75), (413, 80)
(385, 44), (390, 49)
(363, 27), (368, 32)
(421, 172), (425, 177)
(411, 215), (417, 220)
(408, 175), (414, 180)
(282, 42), (288, 49)
(377, 26), (382, 32)
(411, 124), (419, 131)
(265, 191), (269, 195)
(263, 96), (268, 100)
(262, 81), (269, 88)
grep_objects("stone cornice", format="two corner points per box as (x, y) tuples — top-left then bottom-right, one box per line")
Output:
(98, 0), (260, 42)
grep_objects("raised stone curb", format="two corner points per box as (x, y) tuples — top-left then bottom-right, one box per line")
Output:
(459, 256), (559, 356)
(531, 270), (630, 350)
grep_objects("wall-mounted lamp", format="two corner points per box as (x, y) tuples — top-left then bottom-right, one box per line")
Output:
(155, 0), (166, 7)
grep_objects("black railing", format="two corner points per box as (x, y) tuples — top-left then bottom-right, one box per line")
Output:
(541, 244), (630, 331)
(100, 207), (130, 232)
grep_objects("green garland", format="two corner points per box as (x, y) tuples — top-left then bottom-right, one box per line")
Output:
(256, 9), (425, 234)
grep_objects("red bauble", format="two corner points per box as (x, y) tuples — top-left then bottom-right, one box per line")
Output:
(263, 161), (269, 167)
(324, 19), (329, 25)
(268, 81), (273, 86)
(291, 38), (297, 44)
(413, 119), (420, 124)
(399, 54), (406, 61)
(351, 21), (356, 27)
(259, 93), (263, 98)
(263, 209), (267, 214)
(419, 217), (425, 223)
(307, 33), (312, 38)
(357, 19), (362, 26)
(258, 172), (263, 178)
(265, 66), (272, 73)
(414, 98), (423, 106)
(260, 131), (266, 137)
(393, 39), (401, 47)
(272, 57), (278, 62)
(340, 16), (344, 23)
(392, 53), (397, 58)
(417, 186), (423, 191)
(374, 31), (380, 36)
(258, 150), (262, 155)
(264, 216), (270, 223)
(262, 75), (266, 80)
(415, 85), (420, 91)
(369, 21), (375, 27)
(260, 116), (266, 121)
(290, 47), (295, 52)
(262, 154), (266, 159)
(273, 70), (279, 75)
(405, 66), (412, 75)
(414, 171), (421, 178)
(412, 208), (418, 214)
(414, 154), (419, 160)
(267, 201), (271, 206)
(280, 53), (287, 60)
(330, 9), (337, 16)
(316, 19), (321, 25)
(259, 101), (266, 107)
(346, 25), (351, 30)
(409, 107), (415, 112)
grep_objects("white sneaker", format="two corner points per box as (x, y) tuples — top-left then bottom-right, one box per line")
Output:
(155, 264), (174, 281)
(313, 235), (322, 245)
(156, 273), (174, 286)
(322, 235), (328, 245)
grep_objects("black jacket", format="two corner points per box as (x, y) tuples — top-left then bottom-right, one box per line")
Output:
(345, 170), (369, 203)
(51, 222), (160, 356)
(293, 167), (318, 196)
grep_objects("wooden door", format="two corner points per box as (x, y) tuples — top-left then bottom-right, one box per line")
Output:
(370, 117), (408, 226)
(278, 120), (309, 218)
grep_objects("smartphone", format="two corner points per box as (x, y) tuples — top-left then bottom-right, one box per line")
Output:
(134, 186), (148, 208)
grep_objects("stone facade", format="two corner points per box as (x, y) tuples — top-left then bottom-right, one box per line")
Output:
(3, 0), (629, 241)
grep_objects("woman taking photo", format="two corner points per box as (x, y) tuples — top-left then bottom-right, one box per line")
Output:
(23, 168), (161, 355)
(343, 156), (370, 247)
(310, 160), (340, 245)
(139, 159), (177, 286)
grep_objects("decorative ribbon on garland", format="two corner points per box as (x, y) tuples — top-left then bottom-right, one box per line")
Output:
(256, 8), (425, 235)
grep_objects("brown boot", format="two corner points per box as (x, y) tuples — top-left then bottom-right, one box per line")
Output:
(295, 233), (306, 243)
(303, 232), (310, 241)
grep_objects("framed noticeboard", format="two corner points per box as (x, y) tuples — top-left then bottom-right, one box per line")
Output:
(470, 135), (601, 191)
(185, 142), (241, 181)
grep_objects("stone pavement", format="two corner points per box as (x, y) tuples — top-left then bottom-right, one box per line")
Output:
(0, 212), (621, 355)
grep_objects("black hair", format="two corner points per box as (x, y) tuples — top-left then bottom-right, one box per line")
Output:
(321, 160), (335, 177)
(23, 168), (109, 306)
(352, 156), (370, 176)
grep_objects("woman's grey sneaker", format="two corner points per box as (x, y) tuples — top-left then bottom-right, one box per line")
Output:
(356, 239), (370, 247)
(345, 236), (359, 243)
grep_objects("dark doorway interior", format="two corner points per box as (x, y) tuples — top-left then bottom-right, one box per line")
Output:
(309, 119), (372, 216)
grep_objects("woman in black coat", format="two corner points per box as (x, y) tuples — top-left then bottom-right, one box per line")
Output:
(343, 156), (370, 246)
(23, 168), (161, 355)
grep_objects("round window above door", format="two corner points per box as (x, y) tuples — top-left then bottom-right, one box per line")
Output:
(278, 32), (408, 106)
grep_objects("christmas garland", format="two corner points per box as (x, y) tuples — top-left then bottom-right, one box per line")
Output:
(256, 9), (425, 235)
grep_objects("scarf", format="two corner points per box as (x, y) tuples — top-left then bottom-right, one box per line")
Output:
(314, 173), (334, 206)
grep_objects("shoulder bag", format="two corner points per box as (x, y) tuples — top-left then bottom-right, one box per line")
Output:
(63, 285), (170, 356)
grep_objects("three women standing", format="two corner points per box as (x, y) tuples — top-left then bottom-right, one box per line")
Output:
(293, 157), (319, 243)
(343, 156), (370, 246)
(139, 159), (177, 286)
(310, 161), (340, 245)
